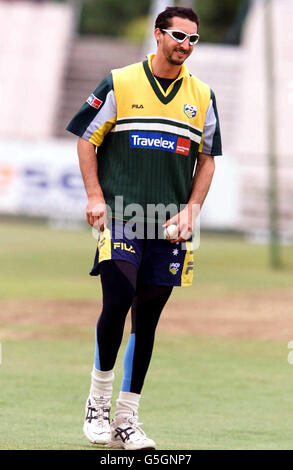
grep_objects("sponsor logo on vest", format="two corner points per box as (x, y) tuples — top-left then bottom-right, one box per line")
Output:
(132, 104), (144, 109)
(184, 104), (197, 119)
(169, 262), (180, 275)
(86, 94), (103, 110)
(113, 242), (136, 253)
(130, 132), (190, 156)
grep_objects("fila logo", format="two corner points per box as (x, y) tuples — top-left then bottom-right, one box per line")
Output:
(185, 261), (194, 275)
(132, 104), (144, 109)
(130, 131), (190, 156)
(113, 242), (136, 253)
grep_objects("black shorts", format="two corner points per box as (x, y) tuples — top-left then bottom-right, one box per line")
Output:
(90, 219), (194, 287)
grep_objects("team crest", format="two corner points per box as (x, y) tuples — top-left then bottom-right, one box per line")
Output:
(184, 104), (197, 119)
(169, 262), (180, 275)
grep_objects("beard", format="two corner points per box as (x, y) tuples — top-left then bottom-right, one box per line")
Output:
(166, 47), (190, 65)
(167, 56), (184, 65)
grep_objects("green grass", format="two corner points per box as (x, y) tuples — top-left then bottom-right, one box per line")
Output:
(0, 222), (99, 300)
(1, 333), (293, 450)
(0, 222), (292, 300)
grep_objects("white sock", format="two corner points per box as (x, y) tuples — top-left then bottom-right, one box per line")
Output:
(115, 391), (141, 423)
(89, 365), (114, 400)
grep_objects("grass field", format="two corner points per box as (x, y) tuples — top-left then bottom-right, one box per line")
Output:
(1, 221), (293, 450)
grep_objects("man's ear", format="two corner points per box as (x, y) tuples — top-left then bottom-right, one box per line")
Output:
(154, 27), (162, 44)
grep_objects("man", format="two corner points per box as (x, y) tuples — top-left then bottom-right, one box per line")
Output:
(67, 6), (222, 450)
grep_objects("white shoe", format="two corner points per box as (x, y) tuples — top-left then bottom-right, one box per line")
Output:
(108, 413), (156, 450)
(83, 395), (111, 445)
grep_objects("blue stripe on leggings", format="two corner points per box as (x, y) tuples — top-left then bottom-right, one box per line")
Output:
(121, 333), (136, 392)
(94, 326), (101, 370)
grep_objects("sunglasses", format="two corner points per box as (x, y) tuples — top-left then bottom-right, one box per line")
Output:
(161, 29), (200, 45)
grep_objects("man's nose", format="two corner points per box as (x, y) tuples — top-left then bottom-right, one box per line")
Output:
(181, 37), (191, 49)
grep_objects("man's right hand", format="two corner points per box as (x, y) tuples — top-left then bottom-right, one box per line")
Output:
(86, 197), (107, 231)
(77, 138), (107, 231)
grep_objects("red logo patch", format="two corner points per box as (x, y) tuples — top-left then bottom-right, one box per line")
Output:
(86, 94), (103, 110)
(176, 138), (191, 156)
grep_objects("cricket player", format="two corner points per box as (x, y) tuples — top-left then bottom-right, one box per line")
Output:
(66, 6), (222, 450)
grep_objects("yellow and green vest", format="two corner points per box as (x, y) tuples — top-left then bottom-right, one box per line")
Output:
(67, 53), (222, 223)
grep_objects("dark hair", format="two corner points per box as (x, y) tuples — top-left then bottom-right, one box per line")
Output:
(155, 6), (200, 30)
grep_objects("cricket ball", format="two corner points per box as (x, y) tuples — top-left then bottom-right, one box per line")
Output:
(163, 224), (177, 240)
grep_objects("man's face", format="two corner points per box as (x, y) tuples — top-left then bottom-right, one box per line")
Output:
(156, 16), (198, 66)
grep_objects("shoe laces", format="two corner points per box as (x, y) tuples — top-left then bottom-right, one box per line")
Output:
(88, 396), (110, 425)
(125, 413), (146, 437)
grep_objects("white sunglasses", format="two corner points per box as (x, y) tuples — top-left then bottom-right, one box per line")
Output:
(161, 29), (200, 45)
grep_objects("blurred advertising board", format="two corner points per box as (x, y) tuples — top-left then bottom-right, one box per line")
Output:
(0, 140), (86, 222)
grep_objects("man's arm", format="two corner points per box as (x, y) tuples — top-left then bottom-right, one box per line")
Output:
(164, 152), (215, 242)
(188, 152), (215, 208)
(77, 137), (106, 229)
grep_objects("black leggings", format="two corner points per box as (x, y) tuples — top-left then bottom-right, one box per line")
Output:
(95, 260), (172, 394)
